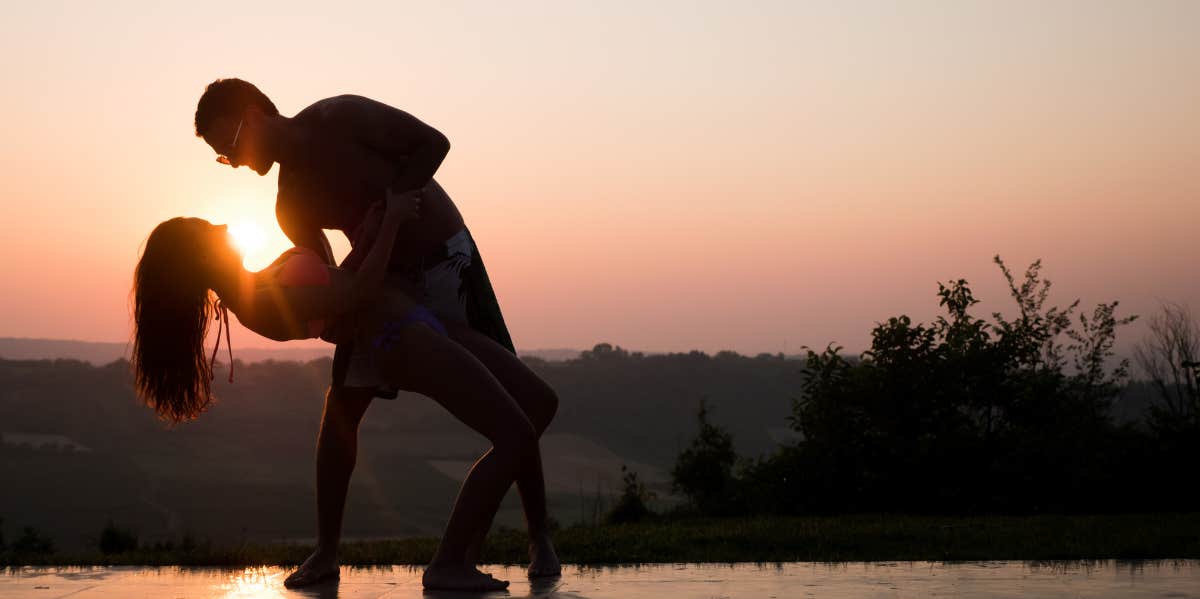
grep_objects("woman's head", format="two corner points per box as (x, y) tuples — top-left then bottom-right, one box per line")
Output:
(131, 217), (237, 423)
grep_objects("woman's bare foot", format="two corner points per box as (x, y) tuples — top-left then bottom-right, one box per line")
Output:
(527, 534), (561, 578)
(422, 564), (510, 591)
(283, 549), (340, 588)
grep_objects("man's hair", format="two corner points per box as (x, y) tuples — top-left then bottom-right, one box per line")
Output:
(194, 78), (279, 137)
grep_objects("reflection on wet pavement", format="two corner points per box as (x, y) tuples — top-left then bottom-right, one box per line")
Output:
(2, 561), (1198, 598)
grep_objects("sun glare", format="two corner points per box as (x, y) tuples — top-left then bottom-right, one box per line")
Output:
(228, 220), (266, 264)
(229, 220), (265, 256)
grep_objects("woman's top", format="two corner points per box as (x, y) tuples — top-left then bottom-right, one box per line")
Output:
(238, 247), (333, 342)
(228, 246), (449, 369)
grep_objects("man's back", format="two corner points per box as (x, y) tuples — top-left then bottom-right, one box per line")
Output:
(275, 95), (465, 270)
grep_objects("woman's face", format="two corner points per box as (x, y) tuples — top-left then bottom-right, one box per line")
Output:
(185, 219), (239, 269)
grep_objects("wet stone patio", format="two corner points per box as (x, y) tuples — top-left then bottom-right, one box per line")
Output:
(2, 561), (1198, 598)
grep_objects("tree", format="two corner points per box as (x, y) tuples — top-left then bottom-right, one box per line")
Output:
(1134, 303), (1200, 432)
(579, 343), (630, 361)
(13, 527), (53, 555)
(672, 400), (739, 515)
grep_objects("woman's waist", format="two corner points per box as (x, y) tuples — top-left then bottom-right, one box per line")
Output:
(321, 288), (425, 346)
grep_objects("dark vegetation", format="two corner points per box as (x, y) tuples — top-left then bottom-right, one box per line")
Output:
(604, 466), (655, 525)
(663, 258), (1199, 518)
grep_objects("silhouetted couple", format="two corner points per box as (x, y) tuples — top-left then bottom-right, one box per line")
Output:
(131, 79), (559, 591)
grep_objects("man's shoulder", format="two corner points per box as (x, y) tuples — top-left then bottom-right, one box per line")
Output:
(296, 94), (389, 123)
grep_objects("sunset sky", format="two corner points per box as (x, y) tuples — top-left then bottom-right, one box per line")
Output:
(0, 1), (1196, 357)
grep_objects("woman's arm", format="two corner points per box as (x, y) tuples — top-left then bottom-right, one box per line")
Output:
(348, 188), (422, 311)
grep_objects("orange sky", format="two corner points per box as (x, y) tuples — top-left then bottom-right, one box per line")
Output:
(0, 2), (1197, 356)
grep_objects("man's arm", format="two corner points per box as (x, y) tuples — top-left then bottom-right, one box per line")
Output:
(321, 95), (450, 193)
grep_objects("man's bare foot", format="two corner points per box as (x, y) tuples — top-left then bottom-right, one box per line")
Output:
(283, 549), (340, 589)
(527, 534), (561, 578)
(464, 535), (484, 567)
(422, 564), (509, 591)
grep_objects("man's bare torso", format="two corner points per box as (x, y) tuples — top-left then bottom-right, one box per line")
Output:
(276, 95), (465, 272)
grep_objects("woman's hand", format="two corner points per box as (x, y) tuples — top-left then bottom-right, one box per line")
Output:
(349, 188), (420, 263)
(345, 186), (424, 314)
(385, 187), (423, 223)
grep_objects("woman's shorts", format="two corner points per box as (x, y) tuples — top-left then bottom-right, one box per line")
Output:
(337, 229), (516, 397)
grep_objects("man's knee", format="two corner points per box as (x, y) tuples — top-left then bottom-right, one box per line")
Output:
(323, 386), (374, 429)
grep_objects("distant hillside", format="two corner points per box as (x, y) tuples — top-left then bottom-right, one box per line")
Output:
(0, 337), (582, 365)
(0, 337), (334, 365)
(0, 347), (804, 550)
(0, 344), (1160, 551)
(519, 348), (586, 362)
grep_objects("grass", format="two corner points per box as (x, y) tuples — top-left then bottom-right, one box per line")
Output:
(3, 513), (1198, 567)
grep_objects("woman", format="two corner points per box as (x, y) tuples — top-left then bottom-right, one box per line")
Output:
(132, 190), (550, 591)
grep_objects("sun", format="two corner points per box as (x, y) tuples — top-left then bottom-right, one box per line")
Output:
(228, 220), (266, 262)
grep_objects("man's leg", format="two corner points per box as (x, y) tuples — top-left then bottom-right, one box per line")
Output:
(284, 385), (375, 588)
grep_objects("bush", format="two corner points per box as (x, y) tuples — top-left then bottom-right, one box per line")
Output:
(99, 521), (138, 554)
(605, 465), (655, 524)
(13, 527), (54, 555)
(672, 400), (741, 515)
(723, 258), (1194, 515)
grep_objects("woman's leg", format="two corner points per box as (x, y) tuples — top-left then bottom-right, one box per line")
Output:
(372, 323), (544, 591)
(442, 321), (561, 576)
(418, 230), (561, 573)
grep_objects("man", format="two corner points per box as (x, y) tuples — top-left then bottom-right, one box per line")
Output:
(194, 78), (560, 589)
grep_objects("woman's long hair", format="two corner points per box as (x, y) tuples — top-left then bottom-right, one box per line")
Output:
(132, 218), (217, 423)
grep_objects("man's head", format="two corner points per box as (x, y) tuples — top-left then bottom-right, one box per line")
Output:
(195, 78), (280, 175)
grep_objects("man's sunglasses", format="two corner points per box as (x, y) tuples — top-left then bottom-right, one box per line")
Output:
(215, 119), (244, 166)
